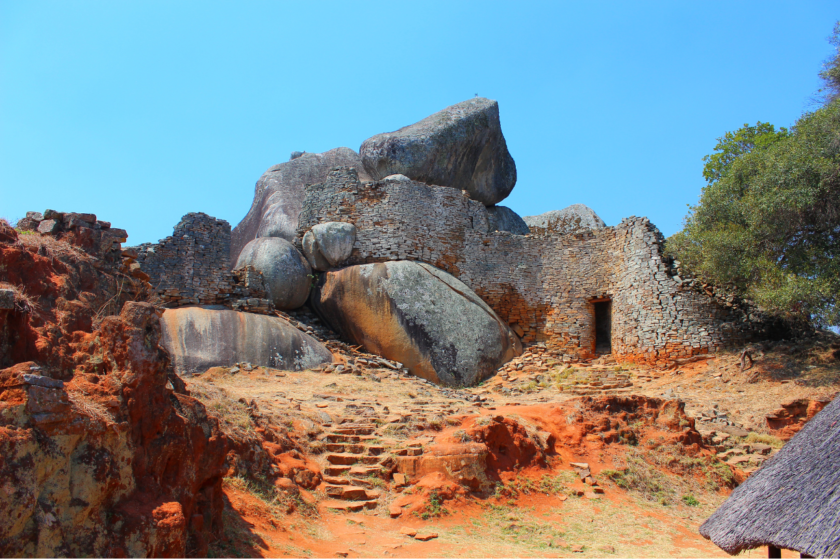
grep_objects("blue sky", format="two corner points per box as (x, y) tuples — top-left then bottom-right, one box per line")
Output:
(1, 1), (837, 245)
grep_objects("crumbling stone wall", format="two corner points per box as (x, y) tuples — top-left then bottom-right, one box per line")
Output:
(132, 213), (271, 311)
(297, 167), (767, 363)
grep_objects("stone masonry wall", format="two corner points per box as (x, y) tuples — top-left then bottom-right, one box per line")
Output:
(132, 213), (270, 310)
(297, 167), (765, 363)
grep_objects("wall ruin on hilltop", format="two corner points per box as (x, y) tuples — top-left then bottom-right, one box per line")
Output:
(131, 213), (270, 311)
(297, 167), (767, 363)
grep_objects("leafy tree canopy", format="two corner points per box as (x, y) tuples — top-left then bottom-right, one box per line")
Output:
(667, 102), (840, 326)
(819, 21), (840, 104)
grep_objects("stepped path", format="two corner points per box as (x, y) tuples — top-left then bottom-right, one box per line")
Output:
(312, 396), (464, 513)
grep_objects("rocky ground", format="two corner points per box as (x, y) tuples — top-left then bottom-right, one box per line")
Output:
(2, 219), (837, 558)
(181, 313), (838, 558)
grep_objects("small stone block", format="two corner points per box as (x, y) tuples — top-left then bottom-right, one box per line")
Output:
(414, 533), (438, 541)
(38, 220), (60, 234)
(0, 289), (14, 310)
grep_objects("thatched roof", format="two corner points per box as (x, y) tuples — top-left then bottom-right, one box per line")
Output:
(699, 394), (840, 557)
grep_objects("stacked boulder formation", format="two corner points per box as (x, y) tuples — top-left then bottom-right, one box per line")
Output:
(134, 97), (772, 386)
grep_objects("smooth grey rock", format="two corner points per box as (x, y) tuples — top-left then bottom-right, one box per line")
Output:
(0, 289), (14, 310)
(302, 230), (331, 271)
(235, 237), (311, 310)
(360, 98), (517, 206)
(160, 307), (333, 375)
(38, 220), (60, 234)
(486, 206), (530, 235)
(22, 374), (64, 389)
(25, 211), (43, 222)
(383, 174), (411, 182)
(230, 147), (371, 265)
(523, 204), (606, 235)
(307, 222), (356, 269)
(310, 261), (522, 387)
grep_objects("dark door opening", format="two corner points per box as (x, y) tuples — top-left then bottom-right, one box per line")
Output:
(594, 300), (611, 354)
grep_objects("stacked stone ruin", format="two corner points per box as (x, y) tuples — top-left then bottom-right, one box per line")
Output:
(296, 167), (768, 364)
(131, 213), (272, 312)
(129, 96), (775, 379)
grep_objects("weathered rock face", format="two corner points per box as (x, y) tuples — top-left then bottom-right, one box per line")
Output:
(234, 237), (311, 310)
(301, 222), (356, 271)
(486, 206), (530, 235)
(0, 224), (229, 557)
(160, 306), (333, 375)
(359, 98), (517, 206)
(523, 204), (606, 235)
(310, 261), (521, 386)
(0, 303), (229, 558)
(230, 147), (371, 265)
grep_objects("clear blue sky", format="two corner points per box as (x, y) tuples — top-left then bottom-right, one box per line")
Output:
(1, 1), (837, 245)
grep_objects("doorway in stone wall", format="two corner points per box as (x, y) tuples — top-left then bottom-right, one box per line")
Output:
(593, 299), (612, 354)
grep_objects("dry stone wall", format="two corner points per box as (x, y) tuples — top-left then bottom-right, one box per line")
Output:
(297, 167), (765, 363)
(132, 213), (271, 310)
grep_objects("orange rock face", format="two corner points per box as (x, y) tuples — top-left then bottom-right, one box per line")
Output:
(765, 396), (835, 440)
(0, 221), (229, 557)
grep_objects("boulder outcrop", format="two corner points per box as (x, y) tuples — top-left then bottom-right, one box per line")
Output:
(160, 306), (333, 375)
(0, 220), (229, 557)
(359, 98), (517, 206)
(231, 147), (371, 265)
(486, 205), (530, 235)
(523, 204), (606, 235)
(234, 237), (311, 310)
(301, 221), (356, 271)
(310, 261), (521, 386)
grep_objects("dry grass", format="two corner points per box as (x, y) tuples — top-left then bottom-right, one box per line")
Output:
(418, 492), (726, 558)
(0, 281), (40, 313)
(603, 445), (732, 507)
(742, 432), (785, 448)
(67, 387), (116, 424)
(17, 231), (90, 262)
(188, 380), (256, 435)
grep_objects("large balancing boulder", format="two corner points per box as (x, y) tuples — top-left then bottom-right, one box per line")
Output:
(310, 261), (522, 386)
(523, 204), (606, 235)
(301, 221), (357, 271)
(235, 237), (311, 310)
(231, 148), (371, 265)
(160, 307), (333, 375)
(359, 98), (517, 206)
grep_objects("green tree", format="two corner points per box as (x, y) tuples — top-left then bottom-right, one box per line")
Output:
(667, 102), (840, 326)
(819, 22), (840, 104)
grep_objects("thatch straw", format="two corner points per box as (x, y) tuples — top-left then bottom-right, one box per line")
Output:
(699, 395), (840, 557)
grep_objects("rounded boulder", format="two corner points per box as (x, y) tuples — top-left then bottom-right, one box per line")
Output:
(160, 307), (333, 374)
(301, 222), (356, 271)
(235, 237), (311, 310)
(310, 261), (522, 386)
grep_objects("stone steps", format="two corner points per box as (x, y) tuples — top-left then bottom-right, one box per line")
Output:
(324, 484), (381, 501)
(318, 418), (428, 513)
(322, 499), (378, 512)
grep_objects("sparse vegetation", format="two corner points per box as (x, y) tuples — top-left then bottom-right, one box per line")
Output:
(418, 490), (448, 520)
(682, 494), (700, 507)
(743, 432), (785, 448)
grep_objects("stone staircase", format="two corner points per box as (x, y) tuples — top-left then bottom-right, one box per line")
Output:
(318, 421), (427, 512)
(556, 367), (635, 396)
